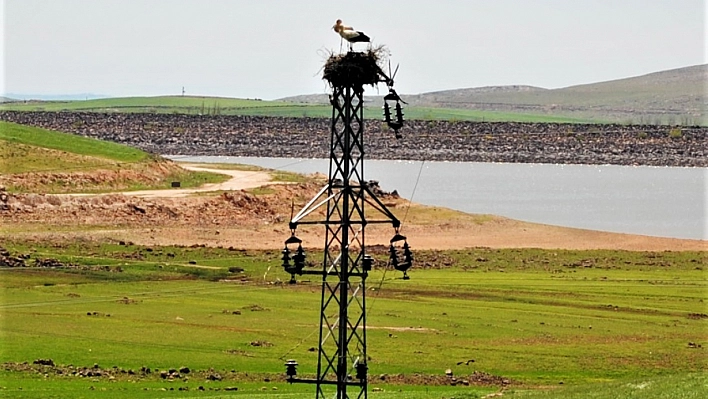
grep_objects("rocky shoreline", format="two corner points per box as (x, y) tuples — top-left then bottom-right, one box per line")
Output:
(1, 111), (706, 167)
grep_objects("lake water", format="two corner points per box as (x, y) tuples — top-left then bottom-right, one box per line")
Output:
(167, 156), (707, 240)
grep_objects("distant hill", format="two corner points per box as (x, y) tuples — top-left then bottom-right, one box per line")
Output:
(0, 96), (18, 103)
(3, 65), (704, 125)
(280, 64), (707, 125)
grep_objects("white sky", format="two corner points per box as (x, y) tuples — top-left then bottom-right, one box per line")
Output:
(1, 0), (706, 100)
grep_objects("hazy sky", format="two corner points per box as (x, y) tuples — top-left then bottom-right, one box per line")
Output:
(2, 0), (705, 99)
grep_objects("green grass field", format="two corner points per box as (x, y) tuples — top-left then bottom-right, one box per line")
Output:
(1, 112), (705, 398)
(0, 121), (230, 193)
(0, 121), (148, 165)
(0, 95), (593, 123)
(0, 240), (705, 398)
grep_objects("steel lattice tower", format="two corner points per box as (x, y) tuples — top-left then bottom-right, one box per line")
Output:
(283, 83), (405, 398)
(282, 47), (411, 399)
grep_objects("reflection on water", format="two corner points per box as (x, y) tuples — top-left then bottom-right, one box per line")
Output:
(167, 155), (706, 240)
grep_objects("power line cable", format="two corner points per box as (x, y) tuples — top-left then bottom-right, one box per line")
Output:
(367, 159), (426, 315)
(401, 160), (425, 226)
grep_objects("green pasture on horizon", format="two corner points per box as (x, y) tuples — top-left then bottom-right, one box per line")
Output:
(0, 96), (280, 112)
(0, 95), (595, 123)
(0, 240), (705, 398)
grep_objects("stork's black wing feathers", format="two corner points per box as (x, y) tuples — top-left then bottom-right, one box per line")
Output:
(349, 31), (370, 43)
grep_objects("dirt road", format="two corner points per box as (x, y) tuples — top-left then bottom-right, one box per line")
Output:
(120, 165), (277, 198)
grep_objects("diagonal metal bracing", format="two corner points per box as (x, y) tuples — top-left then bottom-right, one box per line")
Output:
(286, 84), (402, 399)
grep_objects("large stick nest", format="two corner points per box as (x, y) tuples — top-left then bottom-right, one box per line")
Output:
(323, 45), (389, 88)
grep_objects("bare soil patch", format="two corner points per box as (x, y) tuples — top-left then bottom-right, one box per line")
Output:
(0, 183), (708, 251)
(1, 167), (704, 251)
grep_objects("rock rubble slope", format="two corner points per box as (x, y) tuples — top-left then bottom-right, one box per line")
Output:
(2, 112), (705, 167)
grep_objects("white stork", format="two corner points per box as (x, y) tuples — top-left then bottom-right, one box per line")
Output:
(333, 19), (370, 51)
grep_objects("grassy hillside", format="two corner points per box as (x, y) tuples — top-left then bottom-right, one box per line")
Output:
(2, 65), (703, 124)
(0, 121), (227, 192)
(283, 65), (707, 125)
(414, 65), (705, 106)
(1, 121), (148, 164)
(405, 64), (707, 125)
(0, 239), (705, 398)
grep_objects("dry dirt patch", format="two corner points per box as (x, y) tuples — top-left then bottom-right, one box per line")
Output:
(1, 171), (705, 251)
